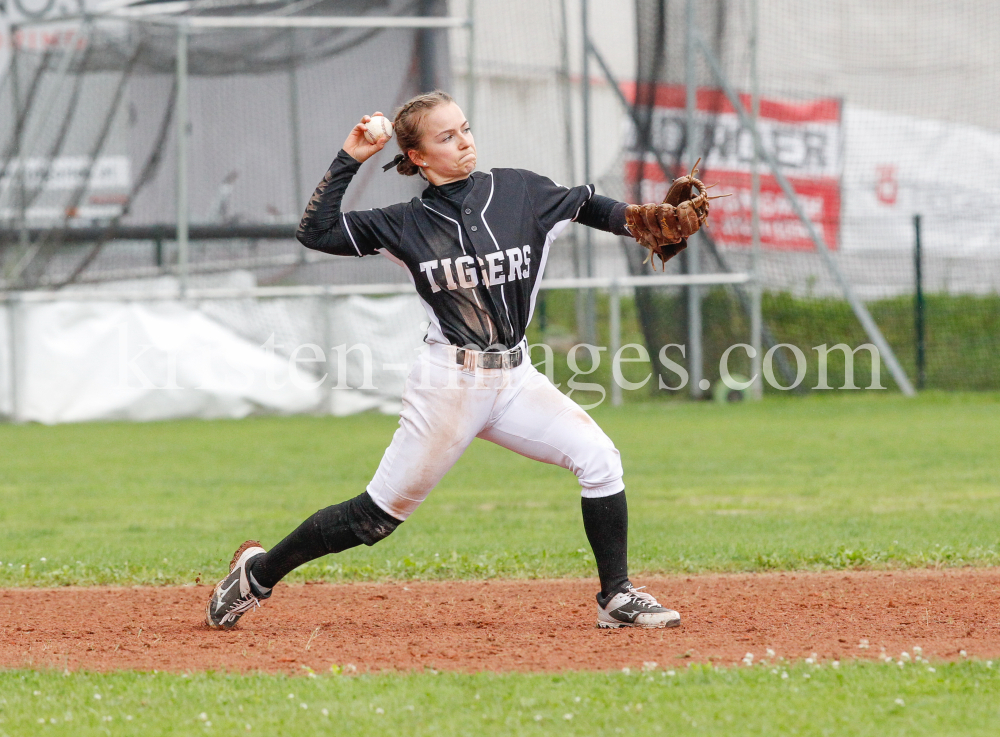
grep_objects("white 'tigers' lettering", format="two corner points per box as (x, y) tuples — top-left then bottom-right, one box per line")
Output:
(485, 252), (506, 285)
(419, 246), (533, 293)
(455, 255), (478, 287)
(419, 261), (441, 293)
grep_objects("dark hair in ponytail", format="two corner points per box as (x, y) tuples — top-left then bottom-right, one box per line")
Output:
(390, 90), (454, 176)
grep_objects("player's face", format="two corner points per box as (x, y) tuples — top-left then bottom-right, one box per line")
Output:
(412, 101), (476, 185)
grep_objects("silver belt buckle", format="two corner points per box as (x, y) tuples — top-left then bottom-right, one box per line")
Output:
(457, 346), (522, 370)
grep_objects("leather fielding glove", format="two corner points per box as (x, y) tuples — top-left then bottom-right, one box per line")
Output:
(625, 159), (725, 270)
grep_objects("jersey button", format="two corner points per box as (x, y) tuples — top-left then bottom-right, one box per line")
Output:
(465, 208), (472, 214)
(471, 225), (478, 231)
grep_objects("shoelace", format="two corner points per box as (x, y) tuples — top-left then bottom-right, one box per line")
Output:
(624, 586), (662, 609)
(222, 593), (261, 623)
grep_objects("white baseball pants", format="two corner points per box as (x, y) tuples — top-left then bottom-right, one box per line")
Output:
(366, 341), (625, 520)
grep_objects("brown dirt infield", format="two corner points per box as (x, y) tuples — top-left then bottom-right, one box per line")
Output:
(2, 568), (999, 674)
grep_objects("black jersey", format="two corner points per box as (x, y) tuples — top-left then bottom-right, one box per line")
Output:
(298, 150), (603, 350)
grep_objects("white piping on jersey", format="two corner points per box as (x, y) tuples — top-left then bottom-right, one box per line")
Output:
(419, 201), (494, 344)
(377, 247), (447, 344)
(525, 217), (574, 328)
(571, 185), (595, 222)
(479, 172), (515, 339)
(341, 213), (363, 257)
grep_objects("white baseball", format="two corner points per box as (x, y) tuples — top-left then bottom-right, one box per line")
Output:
(364, 115), (393, 144)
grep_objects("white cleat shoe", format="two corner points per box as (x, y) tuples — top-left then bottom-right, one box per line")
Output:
(205, 540), (269, 630)
(596, 583), (681, 629)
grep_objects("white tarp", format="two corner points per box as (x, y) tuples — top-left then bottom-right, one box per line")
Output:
(327, 294), (427, 417)
(1, 279), (427, 424)
(842, 107), (1000, 253)
(18, 299), (321, 424)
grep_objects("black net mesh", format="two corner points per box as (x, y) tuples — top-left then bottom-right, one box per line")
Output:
(619, 0), (1000, 392)
(0, 0), (448, 289)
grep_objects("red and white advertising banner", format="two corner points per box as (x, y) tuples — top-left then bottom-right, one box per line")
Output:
(622, 83), (842, 251)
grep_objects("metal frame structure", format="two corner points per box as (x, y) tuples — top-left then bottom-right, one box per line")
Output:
(1, 272), (750, 421)
(5, 8), (474, 296)
(690, 27), (915, 396)
(581, 3), (914, 398)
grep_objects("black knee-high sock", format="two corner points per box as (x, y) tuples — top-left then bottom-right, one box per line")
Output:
(248, 491), (401, 590)
(581, 491), (630, 598)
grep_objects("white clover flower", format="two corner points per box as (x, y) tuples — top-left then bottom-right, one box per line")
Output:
(928, 666), (936, 673)
(666, 670), (676, 677)
(858, 639), (869, 649)
(900, 652), (910, 662)
(642, 661), (658, 672)
(832, 661), (840, 669)
(960, 650), (968, 658)
(199, 713), (208, 721)
(781, 672), (789, 680)
(913, 646), (922, 655)
(300, 703), (309, 710)
(321, 709), (329, 717)
(94, 694), (102, 700)
(534, 714), (543, 722)
(564, 713), (574, 720)
(621, 667), (631, 675)
(766, 648), (776, 658)
(373, 707), (382, 714)
(895, 698), (905, 707)
(287, 694), (294, 700)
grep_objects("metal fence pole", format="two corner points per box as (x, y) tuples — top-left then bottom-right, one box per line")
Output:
(913, 214), (926, 390)
(176, 23), (190, 298)
(685, 0), (703, 398)
(10, 47), (30, 261)
(749, 0), (763, 400)
(610, 280), (622, 407)
(322, 289), (335, 415)
(466, 0), (476, 127)
(580, 0), (596, 344)
(6, 295), (22, 423)
(287, 31), (305, 230)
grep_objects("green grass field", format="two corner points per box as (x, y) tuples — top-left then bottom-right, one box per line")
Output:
(2, 661), (999, 736)
(2, 392), (999, 735)
(1, 392), (998, 586)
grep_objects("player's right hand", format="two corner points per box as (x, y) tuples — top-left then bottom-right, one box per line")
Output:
(343, 113), (389, 163)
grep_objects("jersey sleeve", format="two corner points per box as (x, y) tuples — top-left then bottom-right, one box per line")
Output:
(514, 168), (595, 232)
(296, 150), (405, 257)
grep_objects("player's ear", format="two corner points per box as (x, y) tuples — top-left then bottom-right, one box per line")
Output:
(407, 150), (422, 167)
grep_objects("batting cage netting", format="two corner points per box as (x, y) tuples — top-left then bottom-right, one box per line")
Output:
(0, 0), (997, 423)
(614, 0), (1000, 393)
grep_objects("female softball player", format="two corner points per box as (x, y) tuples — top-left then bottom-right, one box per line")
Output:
(207, 90), (704, 631)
